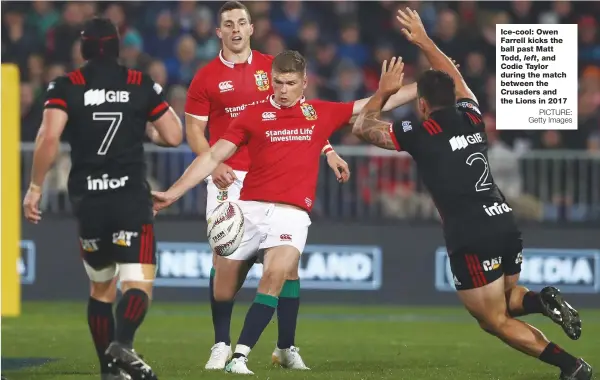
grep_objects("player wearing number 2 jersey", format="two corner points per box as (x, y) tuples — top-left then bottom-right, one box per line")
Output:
(352, 8), (592, 380)
(23, 18), (183, 380)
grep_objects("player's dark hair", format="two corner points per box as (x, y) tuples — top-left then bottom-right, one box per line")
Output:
(272, 50), (306, 75)
(417, 70), (456, 108)
(219, 1), (251, 24)
(80, 17), (120, 61)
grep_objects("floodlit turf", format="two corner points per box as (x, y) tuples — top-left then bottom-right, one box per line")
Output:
(2, 302), (599, 379)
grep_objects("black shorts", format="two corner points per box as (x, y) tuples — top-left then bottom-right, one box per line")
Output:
(449, 232), (523, 291)
(74, 191), (156, 270)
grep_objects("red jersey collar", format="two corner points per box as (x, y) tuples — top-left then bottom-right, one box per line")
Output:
(219, 50), (253, 68)
(269, 95), (306, 110)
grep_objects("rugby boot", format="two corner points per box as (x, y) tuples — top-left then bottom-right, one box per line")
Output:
(105, 342), (157, 380)
(272, 346), (310, 370)
(102, 369), (132, 380)
(559, 359), (593, 380)
(225, 357), (254, 375)
(539, 286), (582, 340)
(205, 342), (232, 370)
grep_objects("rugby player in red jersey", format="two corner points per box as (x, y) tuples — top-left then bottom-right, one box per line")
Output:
(183, 1), (417, 370)
(153, 50), (415, 374)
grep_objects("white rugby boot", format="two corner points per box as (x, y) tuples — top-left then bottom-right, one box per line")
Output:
(205, 342), (232, 370)
(271, 346), (310, 370)
(225, 357), (254, 375)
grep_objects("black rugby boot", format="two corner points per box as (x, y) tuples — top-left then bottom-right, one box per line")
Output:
(559, 359), (593, 380)
(105, 342), (157, 380)
(539, 286), (582, 340)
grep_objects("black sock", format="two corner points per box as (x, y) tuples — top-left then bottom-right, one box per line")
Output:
(522, 291), (544, 314)
(539, 342), (579, 372)
(236, 293), (278, 350)
(210, 268), (233, 345)
(277, 280), (300, 349)
(87, 298), (115, 374)
(115, 289), (149, 347)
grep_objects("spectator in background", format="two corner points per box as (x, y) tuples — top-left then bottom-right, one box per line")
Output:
(80, 2), (98, 21)
(26, 1), (60, 40)
(176, 0), (201, 34)
(313, 39), (338, 90)
(192, 6), (220, 62)
(579, 16), (600, 69)
(247, 1), (271, 19)
(539, 1), (578, 24)
(463, 51), (487, 104)
(165, 34), (200, 85)
(3, 8), (40, 73)
(364, 41), (394, 92)
(263, 33), (286, 58)
(144, 9), (179, 60)
(509, 0), (536, 24)
(337, 22), (369, 67)
(294, 21), (320, 60)
(45, 63), (66, 85)
(27, 53), (45, 97)
(120, 29), (153, 71)
(271, 1), (306, 45)
(20, 83), (43, 142)
(104, 3), (128, 36)
(432, 9), (465, 64)
(46, 2), (84, 65)
(250, 16), (272, 52)
(147, 59), (168, 88)
(332, 61), (367, 103)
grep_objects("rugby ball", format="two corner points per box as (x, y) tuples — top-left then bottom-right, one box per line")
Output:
(207, 202), (245, 257)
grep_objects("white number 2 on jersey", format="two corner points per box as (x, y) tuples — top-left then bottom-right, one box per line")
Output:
(465, 152), (493, 192)
(93, 112), (123, 155)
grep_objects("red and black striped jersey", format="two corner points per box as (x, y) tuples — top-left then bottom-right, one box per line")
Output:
(44, 60), (169, 201)
(389, 98), (519, 252)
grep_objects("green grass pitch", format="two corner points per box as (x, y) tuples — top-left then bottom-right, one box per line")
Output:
(2, 302), (599, 379)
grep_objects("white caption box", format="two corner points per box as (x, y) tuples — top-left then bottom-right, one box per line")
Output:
(496, 24), (578, 130)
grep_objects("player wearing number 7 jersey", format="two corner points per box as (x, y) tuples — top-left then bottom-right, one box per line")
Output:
(353, 8), (592, 380)
(23, 18), (184, 380)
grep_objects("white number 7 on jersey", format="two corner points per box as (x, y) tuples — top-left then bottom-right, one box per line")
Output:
(93, 112), (123, 155)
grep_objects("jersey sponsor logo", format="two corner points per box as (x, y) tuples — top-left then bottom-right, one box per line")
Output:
(86, 174), (129, 191)
(153, 82), (163, 94)
(20, 240), (36, 285)
(483, 202), (513, 216)
(224, 98), (269, 118)
(457, 101), (481, 115)
(449, 133), (483, 151)
(80, 238), (100, 252)
(402, 120), (412, 132)
(300, 103), (317, 120)
(84, 89), (130, 106)
(435, 248), (600, 293)
(154, 243), (382, 290)
(265, 128), (313, 142)
(112, 231), (138, 247)
(262, 111), (276, 121)
(218, 80), (234, 92)
(254, 70), (270, 91)
(280, 234), (292, 241)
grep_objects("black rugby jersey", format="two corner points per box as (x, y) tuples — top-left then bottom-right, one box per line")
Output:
(389, 98), (520, 252)
(44, 60), (169, 202)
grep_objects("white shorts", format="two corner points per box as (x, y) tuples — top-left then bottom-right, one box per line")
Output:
(205, 170), (247, 221)
(225, 200), (312, 261)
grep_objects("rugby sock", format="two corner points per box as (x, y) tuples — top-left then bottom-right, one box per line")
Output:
(539, 342), (579, 372)
(233, 293), (278, 358)
(87, 297), (115, 374)
(522, 291), (544, 314)
(209, 267), (233, 345)
(277, 279), (300, 349)
(115, 288), (149, 347)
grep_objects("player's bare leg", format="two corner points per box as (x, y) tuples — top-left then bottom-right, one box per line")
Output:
(105, 264), (158, 380)
(85, 264), (131, 380)
(458, 275), (592, 379)
(205, 255), (253, 369)
(272, 258), (308, 370)
(504, 275), (582, 340)
(226, 246), (304, 375)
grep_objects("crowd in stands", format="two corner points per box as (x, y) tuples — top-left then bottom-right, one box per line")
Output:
(3, 1), (600, 221)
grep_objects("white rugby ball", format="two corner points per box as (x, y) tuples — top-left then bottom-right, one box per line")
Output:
(207, 202), (245, 257)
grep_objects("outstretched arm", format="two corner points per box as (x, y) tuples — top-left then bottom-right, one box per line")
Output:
(397, 7), (476, 102)
(165, 139), (237, 200)
(352, 82), (417, 115)
(352, 57), (405, 150)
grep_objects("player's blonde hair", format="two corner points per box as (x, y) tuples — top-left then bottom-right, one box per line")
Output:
(272, 50), (306, 75)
